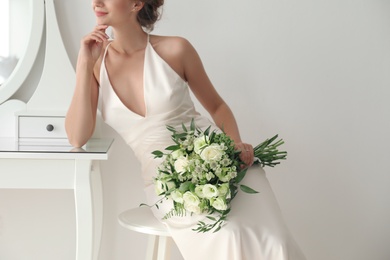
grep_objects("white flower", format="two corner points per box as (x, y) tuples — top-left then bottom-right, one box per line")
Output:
(200, 143), (224, 162)
(171, 190), (184, 203)
(221, 157), (231, 166)
(194, 185), (205, 198)
(209, 161), (218, 170)
(193, 135), (209, 154)
(211, 197), (228, 211)
(229, 171), (237, 179)
(174, 156), (189, 173)
(202, 184), (219, 199)
(171, 149), (185, 159)
(205, 172), (215, 181)
(218, 183), (230, 198)
(216, 169), (230, 182)
(194, 165), (203, 174)
(183, 191), (202, 214)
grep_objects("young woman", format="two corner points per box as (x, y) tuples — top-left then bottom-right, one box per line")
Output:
(65, 0), (306, 259)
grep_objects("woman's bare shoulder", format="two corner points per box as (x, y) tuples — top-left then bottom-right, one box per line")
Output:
(150, 35), (195, 58)
(149, 35), (197, 80)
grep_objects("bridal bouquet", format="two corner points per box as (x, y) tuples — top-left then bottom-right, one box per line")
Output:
(150, 120), (287, 233)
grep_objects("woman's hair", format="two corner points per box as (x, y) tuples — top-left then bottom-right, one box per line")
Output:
(138, 0), (164, 31)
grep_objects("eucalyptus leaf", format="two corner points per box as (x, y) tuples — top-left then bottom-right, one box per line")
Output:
(240, 185), (259, 194)
(181, 122), (188, 132)
(235, 168), (247, 184)
(166, 145), (181, 151)
(190, 118), (196, 131)
(151, 150), (164, 158)
(207, 216), (216, 221)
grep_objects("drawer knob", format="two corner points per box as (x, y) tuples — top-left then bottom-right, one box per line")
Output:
(46, 124), (54, 132)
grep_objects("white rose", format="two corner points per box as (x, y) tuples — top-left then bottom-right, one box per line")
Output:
(185, 204), (202, 214)
(174, 156), (189, 173)
(200, 144), (224, 162)
(193, 135), (209, 154)
(202, 184), (219, 199)
(171, 190), (184, 204)
(194, 185), (205, 198)
(171, 149), (185, 159)
(211, 197), (228, 211)
(183, 191), (202, 214)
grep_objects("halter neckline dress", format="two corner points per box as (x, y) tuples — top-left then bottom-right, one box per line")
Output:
(99, 35), (306, 260)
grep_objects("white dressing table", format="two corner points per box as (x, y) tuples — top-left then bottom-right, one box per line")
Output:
(0, 1), (113, 258)
(0, 138), (113, 260)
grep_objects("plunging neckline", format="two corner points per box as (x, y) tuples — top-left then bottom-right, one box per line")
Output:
(103, 40), (148, 119)
(102, 36), (188, 119)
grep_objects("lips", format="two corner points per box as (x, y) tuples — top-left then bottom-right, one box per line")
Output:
(95, 11), (107, 17)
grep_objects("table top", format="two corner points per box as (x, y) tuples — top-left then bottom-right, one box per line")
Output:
(0, 138), (114, 159)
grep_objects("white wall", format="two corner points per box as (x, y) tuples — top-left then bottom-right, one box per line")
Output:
(1, 0), (389, 259)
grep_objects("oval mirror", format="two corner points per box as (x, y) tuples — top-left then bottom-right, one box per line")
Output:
(0, 0), (44, 104)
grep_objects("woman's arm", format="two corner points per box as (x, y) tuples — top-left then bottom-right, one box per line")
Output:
(65, 25), (109, 147)
(180, 38), (254, 166)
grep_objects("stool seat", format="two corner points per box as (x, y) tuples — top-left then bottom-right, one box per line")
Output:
(118, 206), (173, 260)
(118, 206), (170, 236)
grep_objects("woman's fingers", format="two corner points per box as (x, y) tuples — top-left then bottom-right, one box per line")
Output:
(84, 29), (109, 44)
(78, 25), (109, 61)
(236, 142), (254, 167)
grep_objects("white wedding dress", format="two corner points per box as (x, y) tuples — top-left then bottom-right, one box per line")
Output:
(99, 35), (306, 260)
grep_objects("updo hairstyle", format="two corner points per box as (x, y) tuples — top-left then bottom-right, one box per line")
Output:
(137, 0), (164, 31)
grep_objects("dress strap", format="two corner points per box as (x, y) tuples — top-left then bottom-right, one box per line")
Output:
(102, 40), (113, 62)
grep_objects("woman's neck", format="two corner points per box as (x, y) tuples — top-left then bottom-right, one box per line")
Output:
(110, 24), (148, 55)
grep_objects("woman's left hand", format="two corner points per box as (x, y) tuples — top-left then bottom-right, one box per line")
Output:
(235, 142), (254, 168)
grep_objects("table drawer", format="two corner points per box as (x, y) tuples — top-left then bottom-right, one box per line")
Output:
(18, 116), (67, 139)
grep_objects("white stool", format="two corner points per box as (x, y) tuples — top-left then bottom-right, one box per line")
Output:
(118, 207), (173, 260)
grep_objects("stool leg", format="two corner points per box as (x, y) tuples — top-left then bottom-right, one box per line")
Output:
(157, 236), (172, 260)
(146, 235), (158, 260)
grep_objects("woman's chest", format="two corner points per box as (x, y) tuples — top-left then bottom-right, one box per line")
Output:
(105, 50), (146, 117)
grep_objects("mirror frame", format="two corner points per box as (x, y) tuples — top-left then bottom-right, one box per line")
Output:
(0, 0), (45, 105)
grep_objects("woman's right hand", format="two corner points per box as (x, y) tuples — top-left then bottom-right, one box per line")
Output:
(79, 25), (109, 64)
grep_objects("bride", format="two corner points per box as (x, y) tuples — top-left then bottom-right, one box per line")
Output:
(65, 0), (306, 259)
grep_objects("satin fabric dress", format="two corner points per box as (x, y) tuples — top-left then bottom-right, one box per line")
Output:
(99, 36), (306, 260)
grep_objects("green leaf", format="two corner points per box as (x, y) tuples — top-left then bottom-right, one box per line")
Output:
(173, 133), (187, 139)
(240, 184), (259, 194)
(181, 122), (188, 132)
(207, 216), (216, 221)
(151, 150), (164, 158)
(190, 118), (196, 131)
(235, 168), (247, 184)
(214, 225), (222, 233)
(166, 145), (181, 151)
(204, 125), (211, 136)
(179, 181), (192, 192)
(166, 125), (176, 133)
(188, 182), (196, 192)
